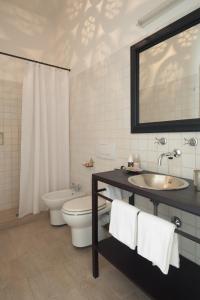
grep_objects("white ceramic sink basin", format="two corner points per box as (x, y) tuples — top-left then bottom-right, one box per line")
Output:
(128, 174), (189, 191)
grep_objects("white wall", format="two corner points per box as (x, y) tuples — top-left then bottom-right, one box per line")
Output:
(58, 1), (200, 264)
(48, 0), (200, 74)
(0, 56), (25, 211)
(0, 0), (64, 62)
(69, 41), (200, 265)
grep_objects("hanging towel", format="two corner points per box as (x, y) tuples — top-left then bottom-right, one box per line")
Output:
(104, 185), (132, 201)
(137, 212), (179, 275)
(109, 200), (140, 250)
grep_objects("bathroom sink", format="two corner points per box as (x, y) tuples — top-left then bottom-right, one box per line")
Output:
(128, 174), (189, 191)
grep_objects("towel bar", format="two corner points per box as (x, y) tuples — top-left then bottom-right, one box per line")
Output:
(97, 190), (200, 245)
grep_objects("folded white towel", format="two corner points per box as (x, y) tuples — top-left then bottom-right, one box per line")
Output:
(137, 212), (179, 275)
(104, 185), (132, 201)
(109, 199), (140, 250)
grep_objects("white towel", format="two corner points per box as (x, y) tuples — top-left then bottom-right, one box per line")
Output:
(109, 199), (140, 250)
(104, 185), (132, 201)
(137, 212), (179, 275)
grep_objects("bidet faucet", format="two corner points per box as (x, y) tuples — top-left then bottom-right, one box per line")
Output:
(71, 182), (81, 192)
(158, 149), (181, 166)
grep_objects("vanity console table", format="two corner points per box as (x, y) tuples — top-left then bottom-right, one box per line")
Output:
(92, 169), (200, 300)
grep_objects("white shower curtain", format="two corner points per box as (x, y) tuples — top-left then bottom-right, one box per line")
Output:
(19, 62), (69, 218)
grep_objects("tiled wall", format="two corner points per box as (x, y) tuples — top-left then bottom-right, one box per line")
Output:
(0, 79), (22, 211)
(70, 45), (200, 265)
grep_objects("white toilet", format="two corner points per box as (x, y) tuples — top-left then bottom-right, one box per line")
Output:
(42, 189), (86, 226)
(62, 196), (111, 247)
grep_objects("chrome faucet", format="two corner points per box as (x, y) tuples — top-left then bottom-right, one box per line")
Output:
(158, 149), (181, 166)
(71, 182), (81, 192)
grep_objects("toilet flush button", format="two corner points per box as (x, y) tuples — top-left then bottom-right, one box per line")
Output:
(96, 143), (116, 160)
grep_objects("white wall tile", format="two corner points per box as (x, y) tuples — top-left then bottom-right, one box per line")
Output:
(70, 45), (200, 265)
(182, 153), (196, 169)
(0, 78), (21, 211)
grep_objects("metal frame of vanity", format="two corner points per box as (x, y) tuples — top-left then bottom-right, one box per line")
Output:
(92, 169), (200, 300)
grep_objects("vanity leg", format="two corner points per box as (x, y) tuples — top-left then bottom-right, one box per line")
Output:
(92, 176), (99, 278)
(152, 200), (159, 216)
(129, 194), (135, 205)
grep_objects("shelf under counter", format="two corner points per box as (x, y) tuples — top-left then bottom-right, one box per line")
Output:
(98, 237), (200, 300)
(92, 169), (200, 300)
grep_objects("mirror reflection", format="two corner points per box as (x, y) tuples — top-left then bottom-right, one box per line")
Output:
(139, 23), (200, 123)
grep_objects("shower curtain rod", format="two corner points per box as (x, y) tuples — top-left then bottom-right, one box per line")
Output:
(0, 51), (71, 72)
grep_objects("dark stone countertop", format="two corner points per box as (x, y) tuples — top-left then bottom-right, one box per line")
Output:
(93, 169), (200, 217)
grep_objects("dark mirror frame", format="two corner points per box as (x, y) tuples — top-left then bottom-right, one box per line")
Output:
(131, 8), (200, 133)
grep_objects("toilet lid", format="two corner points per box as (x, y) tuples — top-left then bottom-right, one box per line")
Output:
(62, 196), (106, 214)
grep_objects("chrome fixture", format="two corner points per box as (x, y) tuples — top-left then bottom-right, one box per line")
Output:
(184, 137), (198, 147)
(0, 132), (4, 145)
(154, 137), (167, 145)
(71, 183), (81, 192)
(171, 216), (182, 228)
(137, 0), (182, 27)
(128, 174), (189, 191)
(0, 51), (70, 71)
(158, 149), (181, 166)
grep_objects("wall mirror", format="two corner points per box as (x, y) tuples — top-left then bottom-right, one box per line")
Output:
(131, 8), (200, 132)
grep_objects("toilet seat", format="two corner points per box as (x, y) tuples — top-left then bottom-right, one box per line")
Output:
(62, 196), (106, 216)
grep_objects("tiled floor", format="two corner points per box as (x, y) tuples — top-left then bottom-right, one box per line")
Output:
(0, 214), (150, 300)
(0, 208), (47, 230)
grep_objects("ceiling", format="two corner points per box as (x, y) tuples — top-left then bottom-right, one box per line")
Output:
(1, 0), (68, 18)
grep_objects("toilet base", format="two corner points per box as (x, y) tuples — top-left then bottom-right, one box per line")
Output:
(50, 210), (66, 226)
(71, 225), (108, 247)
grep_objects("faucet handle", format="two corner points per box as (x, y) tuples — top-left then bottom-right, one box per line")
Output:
(173, 149), (182, 157)
(154, 137), (167, 145)
(184, 137), (198, 147)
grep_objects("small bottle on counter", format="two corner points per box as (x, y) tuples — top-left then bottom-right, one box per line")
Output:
(128, 154), (134, 167)
(89, 158), (94, 167)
